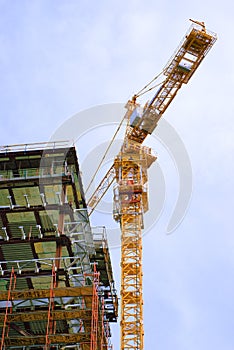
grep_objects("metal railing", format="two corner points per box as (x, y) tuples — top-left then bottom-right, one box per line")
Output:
(0, 167), (74, 182)
(0, 256), (83, 276)
(0, 140), (72, 154)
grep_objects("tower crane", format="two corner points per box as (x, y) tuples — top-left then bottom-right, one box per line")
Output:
(87, 20), (217, 350)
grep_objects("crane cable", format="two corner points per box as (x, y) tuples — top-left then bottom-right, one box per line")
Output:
(135, 70), (164, 98)
(85, 112), (126, 195)
(136, 80), (165, 97)
(85, 71), (165, 196)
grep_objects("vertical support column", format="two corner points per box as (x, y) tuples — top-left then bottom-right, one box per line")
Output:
(57, 184), (67, 235)
(101, 296), (105, 349)
(114, 153), (146, 350)
(55, 183), (67, 272)
(120, 206), (144, 350)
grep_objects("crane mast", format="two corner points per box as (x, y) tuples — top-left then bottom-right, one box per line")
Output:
(87, 20), (217, 350)
(113, 141), (156, 350)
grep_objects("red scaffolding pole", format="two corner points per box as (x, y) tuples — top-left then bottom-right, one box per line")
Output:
(90, 264), (99, 350)
(45, 264), (57, 349)
(0, 267), (16, 350)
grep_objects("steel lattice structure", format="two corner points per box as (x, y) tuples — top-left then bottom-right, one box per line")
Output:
(88, 20), (217, 350)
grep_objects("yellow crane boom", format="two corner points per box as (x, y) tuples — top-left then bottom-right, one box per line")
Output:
(87, 20), (217, 350)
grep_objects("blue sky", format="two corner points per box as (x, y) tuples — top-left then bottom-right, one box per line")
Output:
(1, 0), (234, 349)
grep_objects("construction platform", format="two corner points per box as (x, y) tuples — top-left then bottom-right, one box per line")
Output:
(0, 141), (118, 350)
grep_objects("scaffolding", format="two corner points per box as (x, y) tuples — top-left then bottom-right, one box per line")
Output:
(0, 143), (118, 349)
(0, 265), (113, 349)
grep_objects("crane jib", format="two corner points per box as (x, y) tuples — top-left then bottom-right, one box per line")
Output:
(127, 23), (217, 144)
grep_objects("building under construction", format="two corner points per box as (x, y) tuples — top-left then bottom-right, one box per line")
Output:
(0, 20), (217, 350)
(0, 141), (118, 349)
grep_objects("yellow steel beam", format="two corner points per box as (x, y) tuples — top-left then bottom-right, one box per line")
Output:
(127, 23), (217, 144)
(121, 214), (143, 350)
(4, 333), (90, 346)
(0, 285), (93, 301)
(0, 309), (92, 323)
(114, 154), (145, 350)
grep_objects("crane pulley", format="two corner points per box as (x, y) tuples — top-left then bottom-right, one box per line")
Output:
(87, 20), (217, 350)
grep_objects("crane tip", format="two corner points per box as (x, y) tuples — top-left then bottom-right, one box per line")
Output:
(189, 18), (206, 31)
